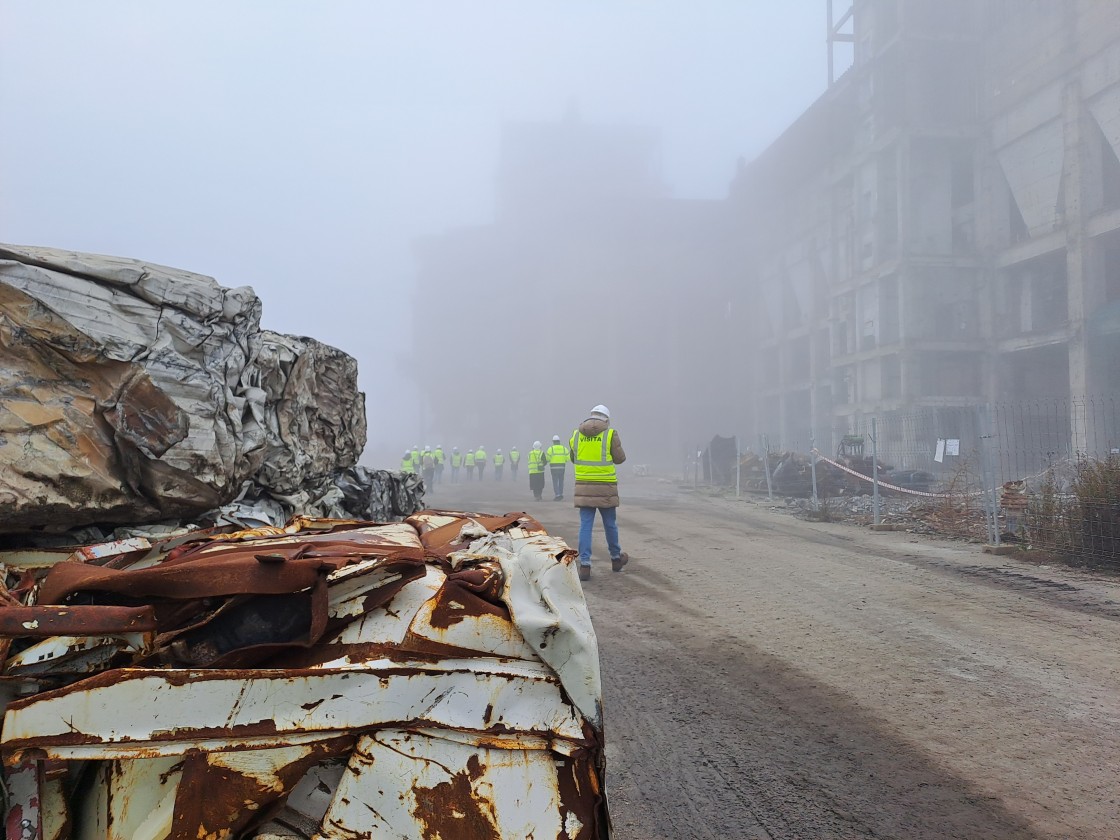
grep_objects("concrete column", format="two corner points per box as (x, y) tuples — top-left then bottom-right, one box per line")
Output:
(1062, 78), (1096, 453)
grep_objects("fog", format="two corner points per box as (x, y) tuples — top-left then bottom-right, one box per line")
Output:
(7, 3), (1110, 476)
(0, 1), (824, 470)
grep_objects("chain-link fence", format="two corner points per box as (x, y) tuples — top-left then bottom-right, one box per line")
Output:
(735, 397), (1120, 570)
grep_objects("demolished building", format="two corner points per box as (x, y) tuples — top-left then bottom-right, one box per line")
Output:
(732, 0), (1120, 460)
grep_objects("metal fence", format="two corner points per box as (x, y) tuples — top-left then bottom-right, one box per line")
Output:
(740, 397), (1120, 570)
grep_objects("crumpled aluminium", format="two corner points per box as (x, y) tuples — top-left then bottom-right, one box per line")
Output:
(213, 468), (426, 529)
(0, 244), (367, 534)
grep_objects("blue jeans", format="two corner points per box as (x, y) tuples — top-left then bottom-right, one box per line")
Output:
(578, 506), (620, 565)
(551, 468), (565, 497)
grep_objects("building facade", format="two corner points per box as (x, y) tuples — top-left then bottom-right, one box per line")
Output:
(731, 0), (1120, 459)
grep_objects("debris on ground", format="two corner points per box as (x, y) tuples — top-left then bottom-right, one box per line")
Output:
(788, 494), (992, 540)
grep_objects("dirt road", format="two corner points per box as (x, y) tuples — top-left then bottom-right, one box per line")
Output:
(432, 474), (1120, 839)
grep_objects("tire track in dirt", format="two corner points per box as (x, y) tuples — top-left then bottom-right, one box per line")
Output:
(596, 586), (1041, 839)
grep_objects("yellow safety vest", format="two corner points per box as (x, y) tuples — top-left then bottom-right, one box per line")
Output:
(528, 449), (545, 473)
(509, 449), (520, 463)
(401, 457), (413, 473)
(434, 448), (444, 463)
(464, 452), (475, 466)
(547, 444), (568, 465)
(494, 453), (504, 466)
(452, 452), (462, 467)
(475, 449), (487, 463)
(570, 428), (617, 483)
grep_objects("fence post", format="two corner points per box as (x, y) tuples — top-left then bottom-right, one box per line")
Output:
(978, 404), (1000, 546)
(762, 434), (774, 501)
(872, 416), (881, 526)
(810, 433), (819, 511)
(735, 435), (741, 499)
(987, 404), (1001, 547)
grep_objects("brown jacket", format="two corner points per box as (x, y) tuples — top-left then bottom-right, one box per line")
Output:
(570, 417), (626, 508)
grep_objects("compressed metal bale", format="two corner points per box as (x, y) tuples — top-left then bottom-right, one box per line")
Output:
(0, 244), (367, 534)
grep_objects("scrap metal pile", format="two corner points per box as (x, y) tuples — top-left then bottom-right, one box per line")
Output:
(0, 244), (422, 536)
(0, 511), (608, 838)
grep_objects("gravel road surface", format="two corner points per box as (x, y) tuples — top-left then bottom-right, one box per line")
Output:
(433, 475), (1120, 839)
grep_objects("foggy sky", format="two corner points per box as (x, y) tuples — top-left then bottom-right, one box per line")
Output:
(0, 1), (827, 466)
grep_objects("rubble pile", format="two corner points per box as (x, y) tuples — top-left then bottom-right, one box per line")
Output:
(0, 244), (422, 539)
(0, 512), (607, 838)
(791, 494), (991, 540)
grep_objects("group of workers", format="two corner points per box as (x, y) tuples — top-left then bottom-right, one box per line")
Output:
(397, 405), (628, 582)
(398, 439), (572, 499)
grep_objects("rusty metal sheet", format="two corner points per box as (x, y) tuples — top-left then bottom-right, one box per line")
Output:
(5, 632), (152, 678)
(312, 729), (603, 839)
(37, 526), (426, 606)
(2, 660), (589, 761)
(0, 513), (608, 839)
(0, 606), (157, 638)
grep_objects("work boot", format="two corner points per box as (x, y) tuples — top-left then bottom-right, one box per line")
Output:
(578, 564), (591, 582)
(611, 552), (629, 573)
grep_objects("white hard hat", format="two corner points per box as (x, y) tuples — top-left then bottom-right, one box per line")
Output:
(591, 404), (610, 419)
(424, 445), (431, 450)
(403, 450), (410, 456)
(533, 440), (541, 448)
(497, 448), (502, 453)
(552, 434), (561, 441)
(453, 446), (459, 451)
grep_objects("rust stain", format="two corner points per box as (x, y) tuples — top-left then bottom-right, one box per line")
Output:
(411, 754), (501, 840)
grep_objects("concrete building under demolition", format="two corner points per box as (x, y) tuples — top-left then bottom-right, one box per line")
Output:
(413, 1), (1120, 470)
(731, 0), (1120, 457)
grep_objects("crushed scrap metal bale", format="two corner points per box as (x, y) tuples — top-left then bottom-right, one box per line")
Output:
(0, 511), (608, 839)
(0, 243), (367, 535)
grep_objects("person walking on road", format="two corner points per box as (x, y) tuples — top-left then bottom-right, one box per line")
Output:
(464, 448), (476, 481)
(421, 446), (436, 492)
(570, 404), (628, 582)
(434, 445), (445, 485)
(475, 445), (488, 481)
(528, 441), (546, 500)
(546, 435), (569, 500)
(509, 446), (521, 480)
(494, 449), (505, 480)
(400, 449), (414, 474)
(450, 447), (462, 483)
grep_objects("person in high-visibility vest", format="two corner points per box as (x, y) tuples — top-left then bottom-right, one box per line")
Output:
(528, 441), (546, 500)
(411, 445), (420, 464)
(434, 445), (445, 485)
(475, 446), (488, 481)
(464, 448), (476, 481)
(569, 405), (628, 582)
(494, 449), (505, 480)
(421, 446), (436, 492)
(450, 447), (462, 483)
(400, 450), (414, 474)
(546, 435), (570, 501)
(509, 446), (521, 480)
